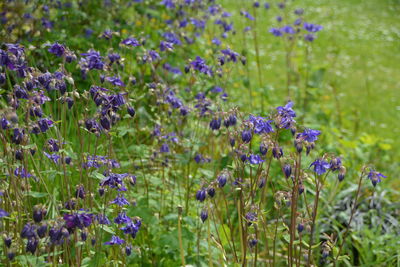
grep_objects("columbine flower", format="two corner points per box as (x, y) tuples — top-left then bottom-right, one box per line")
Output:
(303, 23), (323, 32)
(106, 76), (125, 87)
(248, 115), (274, 134)
(196, 189), (207, 202)
(248, 154), (264, 165)
(114, 212), (132, 224)
(190, 56), (213, 76)
(200, 210), (208, 223)
(63, 212), (92, 230)
(241, 130), (252, 143)
(310, 159), (330, 175)
(121, 37), (140, 47)
(283, 164), (292, 178)
(217, 174), (227, 187)
(367, 169), (386, 187)
(276, 101), (296, 129)
(80, 49), (104, 71)
(0, 209), (9, 218)
(297, 128), (321, 142)
(209, 118), (222, 130)
(111, 194), (130, 206)
(48, 42), (66, 57)
(104, 235), (125, 245)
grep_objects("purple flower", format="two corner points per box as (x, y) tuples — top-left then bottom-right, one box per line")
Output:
(270, 28), (283, 37)
(63, 212), (92, 229)
(48, 42), (65, 57)
(106, 76), (125, 87)
(217, 174), (227, 187)
(248, 115), (274, 134)
(367, 169), (386, 187)
(160, 41), (174, 51)
(104, 235), (125, 245)
(221, 49), (239, 62)
(111, 194), (130, 206)
(310, 159), (330, 175)
(297, 128), (321, 142)
(100, 172), (129, 191)
(0, 209), (9, 218)
(303, 23), (323, 33)
(190, 56), (213, 76)
(210, 118), (222, 131)
(121, 37), (140, 47)
(200, 210), (208, 222)
(196, 189), (207, 202)
(248, 154), (264, 165)
(240, 11), (254, 21)
(304, 34), (315, 42)
(284, 164), (292, 178)
(212, 38), (221, 46)
(276, 101), (296, 129)
(37, 118), (54, 133)
(241, 130), (252, 143)
(80, 50), (104, 70)
(14, 167), (33, 178)
(282, 25), (295, 34)
(160, 143), (170, 153)
(44, 152), (60, 164)
(160, 0), (175, 9)
(114, 212), (132, 224)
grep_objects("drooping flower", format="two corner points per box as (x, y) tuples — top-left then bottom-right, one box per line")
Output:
(367, 169), (386, 187)
(121, 37), (140, 47)
(104, 235), (125, 245)
(248, 154), (264, 165)
(196, 189), (207, 202)
(296, 128), (321, 142)
(48, 42), (65, 57)
(200, 210), (208, 222)
(247, 115), (274, 134)
(310, 159), (330, 175)
(111, 194), (130, 206)
(63, 212), (93, 230)
(276, 101), (296, 129)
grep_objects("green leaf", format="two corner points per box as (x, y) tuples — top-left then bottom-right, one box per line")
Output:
(24, 191), (48, 198)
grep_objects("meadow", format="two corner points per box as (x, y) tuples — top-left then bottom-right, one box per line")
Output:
(0, 0), (398, 266)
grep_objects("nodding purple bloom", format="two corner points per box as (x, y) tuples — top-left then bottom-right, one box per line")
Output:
(330, 157), (342, 171)
(160, 41), (174, 52)
(284, 164), (292, 178)
(282, 25), (296, 34)
(242, 130), (252, 143)
(272, 146), (283, 159)
(104, 235), (125, 245)
(303, 23), (323, 32)
(248, 154), (264, 165)
(245, 212), (257, 225)
(0, 209), (9, 218)
(126, 245), (132, 256)
(48, 42), (65, 57)
(12, 128), (25, 144)
(221, 49), (240, 63)
(102, 30), (113, 40)
(5, 43), (25, 57)
(0, 73), (5, 85)
(160, 0), (175, 9)
(1, 117), (11, 130)
(190, 56), (213, 76)
(114, 212), (132, 224)
(26, 238), (39, 254)
(240, 154), (248, 162)
(106, 76), (125, 87)
(259, 143), (269, 155)
(63, 212), (92, 230)
(163, 32), (181, 45)
(264, 3), (270, 9)
(278, 2), (285, 9)
(44, 152), (60, 164)
(294, 18), (302, 26)
(80, 49), (104, 70)
(108, 52), (121, 64)
(276, 16), (283, 22)
(148, 50), (160, 61)
(297, 128), (321, 142)
(270, 28), (283, 37)
(97, 214), (111, 225)
(37, 224), (47, 237)
(191, 18), (206, 29)
(254, 2), (260, 8)
(258, 178), (266, 188)
(210, 118), (222, 130)
(212, 37), (221, 46)
(294, 8), (304, 15)
(240, 11), (255, 21)
(21, 223), (36, 239)
(367, 169), (386, 187)
(160, 143), (170, 153)
(297, 223), (304, 233)
(196, 189), (207, 202)
(37, 118), (54, 133)
(111, 194), (130, 206)
(121, 37), (140, 47)
(276, 101), (296, 129)
(217, 175), (227, 187)
(310, 159), (330, 175)
(248, 115), (274, 134)
(244, 26), (252, 32)
(100, 172), (129, 191)
(304, 34), (315, 42)
(200, 210), (208, 223)
(207, 187), (215, 198)
(14, 167), (33, 178)
(338, 166), (346, 182)
(121, 220), (141, 238)
(249, 239), (258, 248)
(75, 185), (86, 199)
